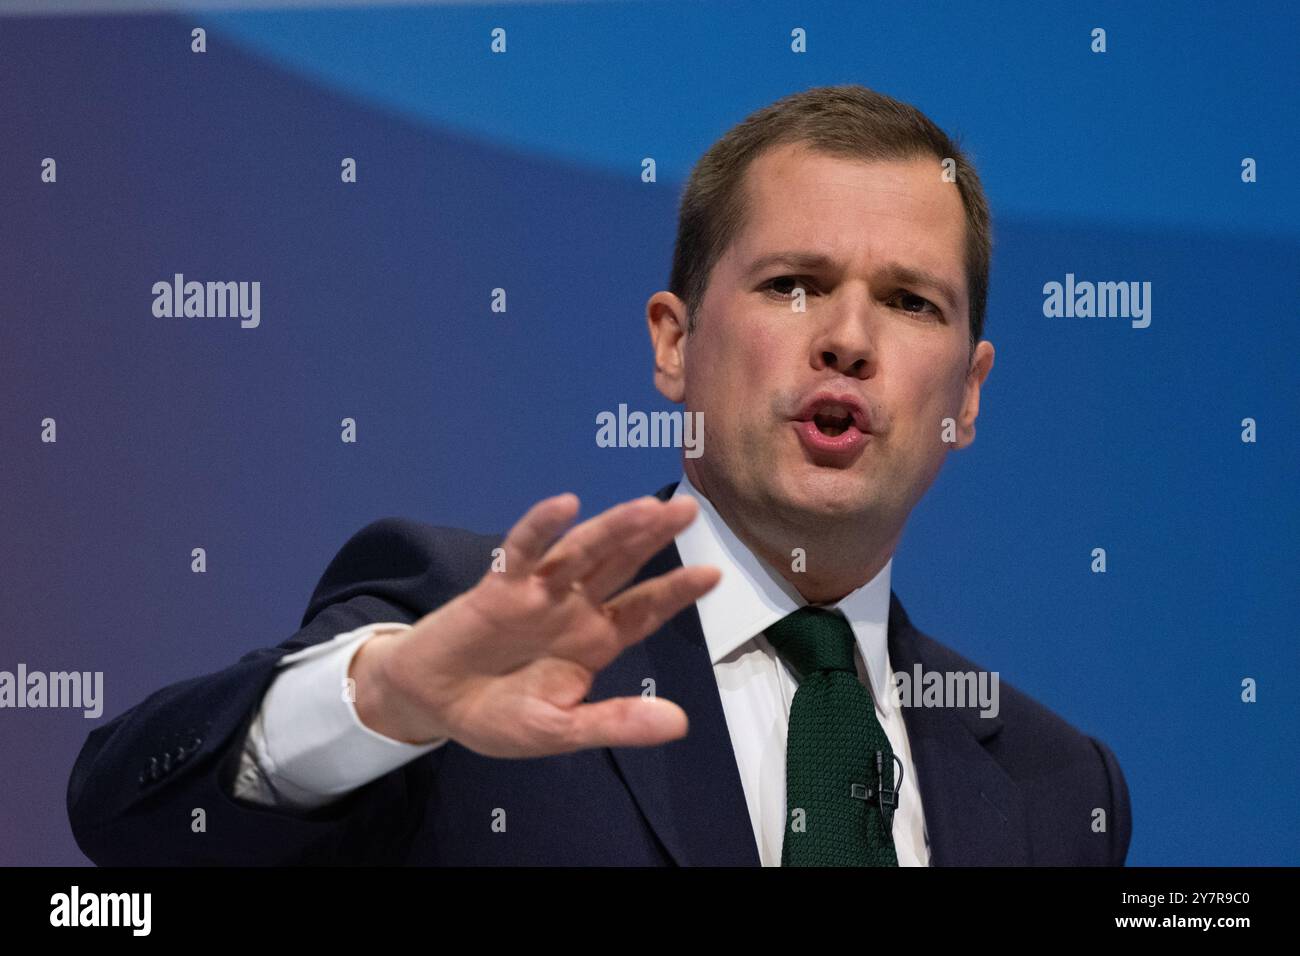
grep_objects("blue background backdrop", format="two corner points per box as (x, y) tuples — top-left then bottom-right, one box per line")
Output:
(2, 0), (1297, 865)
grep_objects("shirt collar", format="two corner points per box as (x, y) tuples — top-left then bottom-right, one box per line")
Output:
(671, 472), (894, 706)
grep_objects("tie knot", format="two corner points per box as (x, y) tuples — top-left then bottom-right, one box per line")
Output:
(764, 607), (857, 678)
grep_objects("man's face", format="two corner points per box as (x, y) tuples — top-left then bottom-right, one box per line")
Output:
(650, 143), (994, 542)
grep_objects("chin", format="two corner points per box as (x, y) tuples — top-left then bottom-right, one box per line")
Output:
(776, 472), (869, 517)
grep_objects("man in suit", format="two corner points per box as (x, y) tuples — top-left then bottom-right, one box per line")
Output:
(67, 84), (1131, 866)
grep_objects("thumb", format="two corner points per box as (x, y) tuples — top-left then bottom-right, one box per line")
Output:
(564, 696), (688, 750)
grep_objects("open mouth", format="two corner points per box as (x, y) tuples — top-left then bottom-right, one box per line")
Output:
(812, 408), (854, 437)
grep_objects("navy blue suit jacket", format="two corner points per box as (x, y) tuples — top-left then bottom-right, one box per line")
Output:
(68, 482), (1132, 865)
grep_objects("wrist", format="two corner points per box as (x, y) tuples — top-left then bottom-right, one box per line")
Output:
(349, 631), (448, 745)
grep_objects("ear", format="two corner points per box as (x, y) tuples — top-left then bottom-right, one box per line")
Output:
(954, 340), (994, 449)
(647, 291), (689, 403)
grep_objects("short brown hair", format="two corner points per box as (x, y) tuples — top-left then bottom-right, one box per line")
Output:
(668, 84), (991, 357)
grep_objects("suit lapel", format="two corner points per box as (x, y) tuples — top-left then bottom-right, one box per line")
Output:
(589, 482), (1029, 866)
(887, 591), (1030, 865)
(587, 481), (758, 865)
(588, 529), (761, 866)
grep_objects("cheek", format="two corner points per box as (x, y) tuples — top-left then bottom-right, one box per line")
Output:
(897, 374), (959, 451)
(691, 321), (780, 414)
(690, 310), (820, 453)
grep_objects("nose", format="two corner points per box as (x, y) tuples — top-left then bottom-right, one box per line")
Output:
(811, 296), (876, 378)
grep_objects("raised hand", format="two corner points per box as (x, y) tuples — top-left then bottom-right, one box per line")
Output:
(348, 493), (720, 757)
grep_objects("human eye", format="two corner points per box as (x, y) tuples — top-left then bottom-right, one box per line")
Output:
(761, 275), (817, 300)
(888, 289), (943, 320)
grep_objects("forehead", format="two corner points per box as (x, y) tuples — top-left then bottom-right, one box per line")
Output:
(727, 143), (968, 289)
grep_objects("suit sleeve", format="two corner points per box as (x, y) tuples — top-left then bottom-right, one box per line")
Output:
(1090, 736), (1133, 866)
(66, 518), (477, 865)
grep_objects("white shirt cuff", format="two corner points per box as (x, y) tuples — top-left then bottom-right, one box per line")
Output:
(236, 622), (447, 810)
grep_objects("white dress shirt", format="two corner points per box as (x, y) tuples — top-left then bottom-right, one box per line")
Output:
(234, 473), (930, 865)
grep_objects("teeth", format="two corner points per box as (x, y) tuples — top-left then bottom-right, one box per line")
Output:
(813, 412), (850, 436)
(814, 406), (851, 426)
(807, 401), (857, 437)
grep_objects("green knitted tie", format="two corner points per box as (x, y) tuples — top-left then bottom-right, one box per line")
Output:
(766, 606), (900, 867)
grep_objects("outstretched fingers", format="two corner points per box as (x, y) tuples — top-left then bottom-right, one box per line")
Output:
(498, 493), (581, 579)
(580, 496), (703, 603)
(601, 563), (722, 650)
(533, 496), (683, 595)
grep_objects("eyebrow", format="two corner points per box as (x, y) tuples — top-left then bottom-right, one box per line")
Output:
(743, 250), (963, 309)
